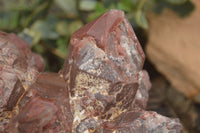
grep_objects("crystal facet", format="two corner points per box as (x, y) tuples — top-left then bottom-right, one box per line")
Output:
(5, 73), (73, 133)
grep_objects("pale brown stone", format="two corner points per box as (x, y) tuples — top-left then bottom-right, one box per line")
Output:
(146, 1), (200, 102)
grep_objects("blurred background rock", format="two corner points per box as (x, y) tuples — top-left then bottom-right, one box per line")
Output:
(0, 0), (199, 132)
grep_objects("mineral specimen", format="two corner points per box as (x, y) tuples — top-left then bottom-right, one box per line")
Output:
(62, 9), (182, 132)
(0, 9), (182, 133)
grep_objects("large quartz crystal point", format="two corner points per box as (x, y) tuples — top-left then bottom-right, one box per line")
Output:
(62, 9), (151, 132)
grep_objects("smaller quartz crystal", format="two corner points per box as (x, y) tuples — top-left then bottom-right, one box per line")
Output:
(0, 31), (44, 131)
(5, 73), (73, 133)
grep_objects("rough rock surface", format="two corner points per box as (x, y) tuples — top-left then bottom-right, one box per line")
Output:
(63, 9), (182, 132)
(0, 31), (44, 131)
(5, 72), (73, 133)
(146, 1), (200, 102)
(0, 33), (72, 132)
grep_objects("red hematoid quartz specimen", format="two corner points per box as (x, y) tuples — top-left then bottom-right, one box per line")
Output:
(0, 10), (182, 133)
(62, 9), (182, 132)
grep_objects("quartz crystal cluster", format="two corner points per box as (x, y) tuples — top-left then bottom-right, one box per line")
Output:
(0, 10), (182, 133)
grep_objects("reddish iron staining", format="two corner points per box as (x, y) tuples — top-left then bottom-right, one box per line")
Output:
(1, 10), (181, 133)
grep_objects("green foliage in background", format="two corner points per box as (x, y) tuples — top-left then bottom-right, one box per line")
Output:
(0, 0), (195, 72)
